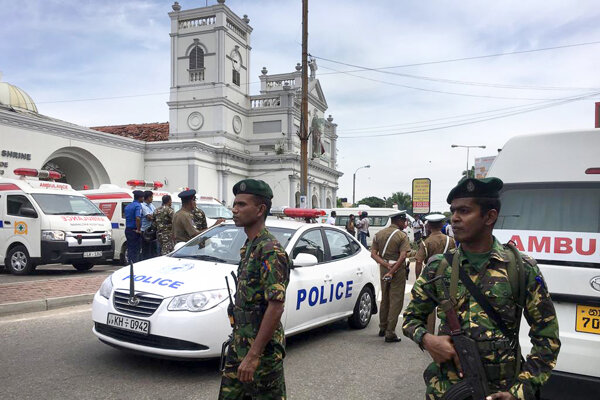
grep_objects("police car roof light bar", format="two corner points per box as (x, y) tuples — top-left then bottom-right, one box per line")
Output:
(126, 179), (164, 189)
(14, 168), (62, 180)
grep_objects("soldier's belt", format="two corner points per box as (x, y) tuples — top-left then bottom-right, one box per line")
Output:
(233, 309), (263, 325)
(476, 338), (513, 352)
(482, 360), (517, 381)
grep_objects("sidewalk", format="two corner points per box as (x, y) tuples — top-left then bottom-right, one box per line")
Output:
(0, 275), (106, 316)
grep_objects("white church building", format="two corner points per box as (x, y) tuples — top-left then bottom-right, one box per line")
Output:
(0, 0), (342, 208)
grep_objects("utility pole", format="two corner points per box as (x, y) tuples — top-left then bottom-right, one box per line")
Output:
(300, 0), (309, 203)
(451, 144), (486, 178)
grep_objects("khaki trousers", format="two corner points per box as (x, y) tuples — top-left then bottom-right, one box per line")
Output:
(379, 264), (406, 337)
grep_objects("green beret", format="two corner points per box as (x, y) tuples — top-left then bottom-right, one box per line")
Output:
(446, 177), (503, 204)
(233, 179), (273, 200)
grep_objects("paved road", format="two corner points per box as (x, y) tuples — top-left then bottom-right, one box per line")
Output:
(0, 304), (430, 400)
(0, 263), (121, 284)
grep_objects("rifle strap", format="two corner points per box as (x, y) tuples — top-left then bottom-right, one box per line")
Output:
(442, 252), (460, 304)
(458, 265), (514, 341)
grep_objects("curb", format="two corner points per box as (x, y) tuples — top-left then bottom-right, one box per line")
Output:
(0, 294), (94, 317)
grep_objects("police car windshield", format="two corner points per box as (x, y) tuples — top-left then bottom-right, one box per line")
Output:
(197, 203), (233, 219)
(171, 225), (295, 264)
(31, 194), (104, 216)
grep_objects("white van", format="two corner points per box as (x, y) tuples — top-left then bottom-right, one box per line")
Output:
(489, 129), (600, 399)
(82, 182), (182, 264)
(330, 207), (415, 246)
(0, 169), (113, 275)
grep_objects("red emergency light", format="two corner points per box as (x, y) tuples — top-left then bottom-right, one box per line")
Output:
(283, 208), (326, 218)
(126, 179), (164, 189)
(14, 168), (62, 180)
(585, 168), (600, 174)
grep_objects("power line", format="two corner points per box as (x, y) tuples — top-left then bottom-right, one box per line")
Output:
(337, 90), (600, 139)
(317, 64), (591, 101)
(313, 39), (600, 69)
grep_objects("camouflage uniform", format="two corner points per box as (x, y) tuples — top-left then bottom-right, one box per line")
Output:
(192, 207), (208, 231)
(154, 205), (174, 255)
(219, 227), (290, 400)
(402, 238), (560, 400)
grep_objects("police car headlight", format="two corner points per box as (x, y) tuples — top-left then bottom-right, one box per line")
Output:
(99, 276), (113, 299)
(168, 289), (229, 312)
(41, 230), (65, 241)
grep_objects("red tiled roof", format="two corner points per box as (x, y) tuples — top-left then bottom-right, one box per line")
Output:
(91, 122), (169, 142)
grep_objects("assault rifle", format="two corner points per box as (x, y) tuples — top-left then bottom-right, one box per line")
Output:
(220, 273), (236, 372)
(422, 276), (490, 400)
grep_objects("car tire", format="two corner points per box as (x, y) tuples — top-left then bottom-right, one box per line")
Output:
(348, 286), (374, 329)
(6, 245), (36, 275)
(119, 243), (129, 265)
(73, 263), (94, 271)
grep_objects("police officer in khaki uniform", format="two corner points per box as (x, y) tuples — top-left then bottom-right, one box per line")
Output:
(414, 213), (456, 334)
(370, 211), (411, 342)
(172, 189), (201, 243)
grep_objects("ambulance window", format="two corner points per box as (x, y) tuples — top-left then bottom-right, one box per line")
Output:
(7, 195), (35, 216)
(497, 184), (600, 233)
(324, 229), (354, 260)
(293, 229), (325, 263)
(369, 216), (389, 227)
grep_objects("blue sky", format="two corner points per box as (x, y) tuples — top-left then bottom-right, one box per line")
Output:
(2, 0), (600, 210)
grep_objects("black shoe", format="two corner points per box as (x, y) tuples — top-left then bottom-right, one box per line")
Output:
(385, 335), (401, 343)
(378, 329), (385, 337)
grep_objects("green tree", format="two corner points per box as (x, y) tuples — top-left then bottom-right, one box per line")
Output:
(461, 166), (475, 179)
(384, 191), (412, 213)
(357, 196), (386, 208)
(336, 197), (344, 207)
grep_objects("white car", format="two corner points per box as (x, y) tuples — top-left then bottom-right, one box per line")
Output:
(92, 220), (379, 359)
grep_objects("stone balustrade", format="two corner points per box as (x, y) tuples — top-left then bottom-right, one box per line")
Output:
(251, 96), (282, 109)
(226, 19), (246, 38)
(179, 16), (216, 29)
(189, 69), (205, 82)
(266, 79), (295, 89)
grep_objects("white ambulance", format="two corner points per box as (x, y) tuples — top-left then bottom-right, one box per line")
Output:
(489, 129), (600, 399)
(82, 180), (182, 264)
(196, 196), (233, 222)
(0, 168), (113, 275)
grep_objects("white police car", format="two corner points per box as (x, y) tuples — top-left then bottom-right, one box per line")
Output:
(92, 219), (379, 359)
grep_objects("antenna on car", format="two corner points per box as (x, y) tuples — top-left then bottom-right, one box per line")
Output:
(129, 260), (136, 303)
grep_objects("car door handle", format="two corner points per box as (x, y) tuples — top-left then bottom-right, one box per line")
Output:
(324, 274), (333, 283)
(356, 268), (363, 276)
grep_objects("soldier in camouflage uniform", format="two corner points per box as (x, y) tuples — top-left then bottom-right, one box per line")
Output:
(219, 179), (290, 400)
(155, 194), (175, 255)
(192, 206), (208, 231)
(403, 177), (560, 400)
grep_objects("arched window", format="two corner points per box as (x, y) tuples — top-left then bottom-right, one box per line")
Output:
(189, 46), (204, 70)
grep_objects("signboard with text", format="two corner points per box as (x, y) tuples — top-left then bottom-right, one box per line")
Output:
(412, 178), (431, 214)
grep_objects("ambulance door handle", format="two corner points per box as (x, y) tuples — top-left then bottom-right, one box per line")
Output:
(3, 221), (10, 225)
(119, 223), (125, 227)
(324, 274), (333, 283)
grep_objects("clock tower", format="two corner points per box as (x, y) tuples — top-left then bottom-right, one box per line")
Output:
(167, 0), (252, 147)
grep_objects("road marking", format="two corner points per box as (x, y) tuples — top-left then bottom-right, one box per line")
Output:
(0, 304), (91, 324)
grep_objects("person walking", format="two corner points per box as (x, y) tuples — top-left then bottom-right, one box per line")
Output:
(403, 177), (560, 400)
(172, 189), (201, 243)
(219, 179), (290, 399)
(345, 213), (356, 237)
(370, 212), (411, 342)
(140, 190), (157, 260)
(123, 190), (144, 263)
(356, 211), (370, 248)
(326, 210), (336, 225)
(414, 214), (456, 334)
(155, 194), (175, 255)
(412, 215), (425, 243)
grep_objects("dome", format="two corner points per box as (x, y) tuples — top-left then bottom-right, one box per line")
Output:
(0, 78), (38, 113)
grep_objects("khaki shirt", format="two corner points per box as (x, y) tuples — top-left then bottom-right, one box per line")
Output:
(372, 225), (410, 262)
(172, 208), (200, 243)
(415, 231), (456, 263)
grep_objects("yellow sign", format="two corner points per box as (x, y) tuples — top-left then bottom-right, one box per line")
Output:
(576, 304), (600, 335)
(412, 178), (431, 214)
(14, 221), (28, 235)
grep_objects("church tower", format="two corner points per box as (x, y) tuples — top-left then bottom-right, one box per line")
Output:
(168, 0), (252, 147)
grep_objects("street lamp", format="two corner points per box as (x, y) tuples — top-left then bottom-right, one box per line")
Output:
(352, 165), (370, 205)
(451, 145), (486, 178)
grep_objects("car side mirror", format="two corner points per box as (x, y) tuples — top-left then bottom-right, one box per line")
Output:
(173, 242), (186, 252)
(293, 253), (318, 268)
(20, 207), (38, 218)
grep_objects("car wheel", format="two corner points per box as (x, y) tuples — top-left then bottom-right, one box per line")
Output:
(348, 286), (373, 329)
(73, 263), (94, 271)
(6, 245), (36, 275)
(119, 243), (129, 265)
